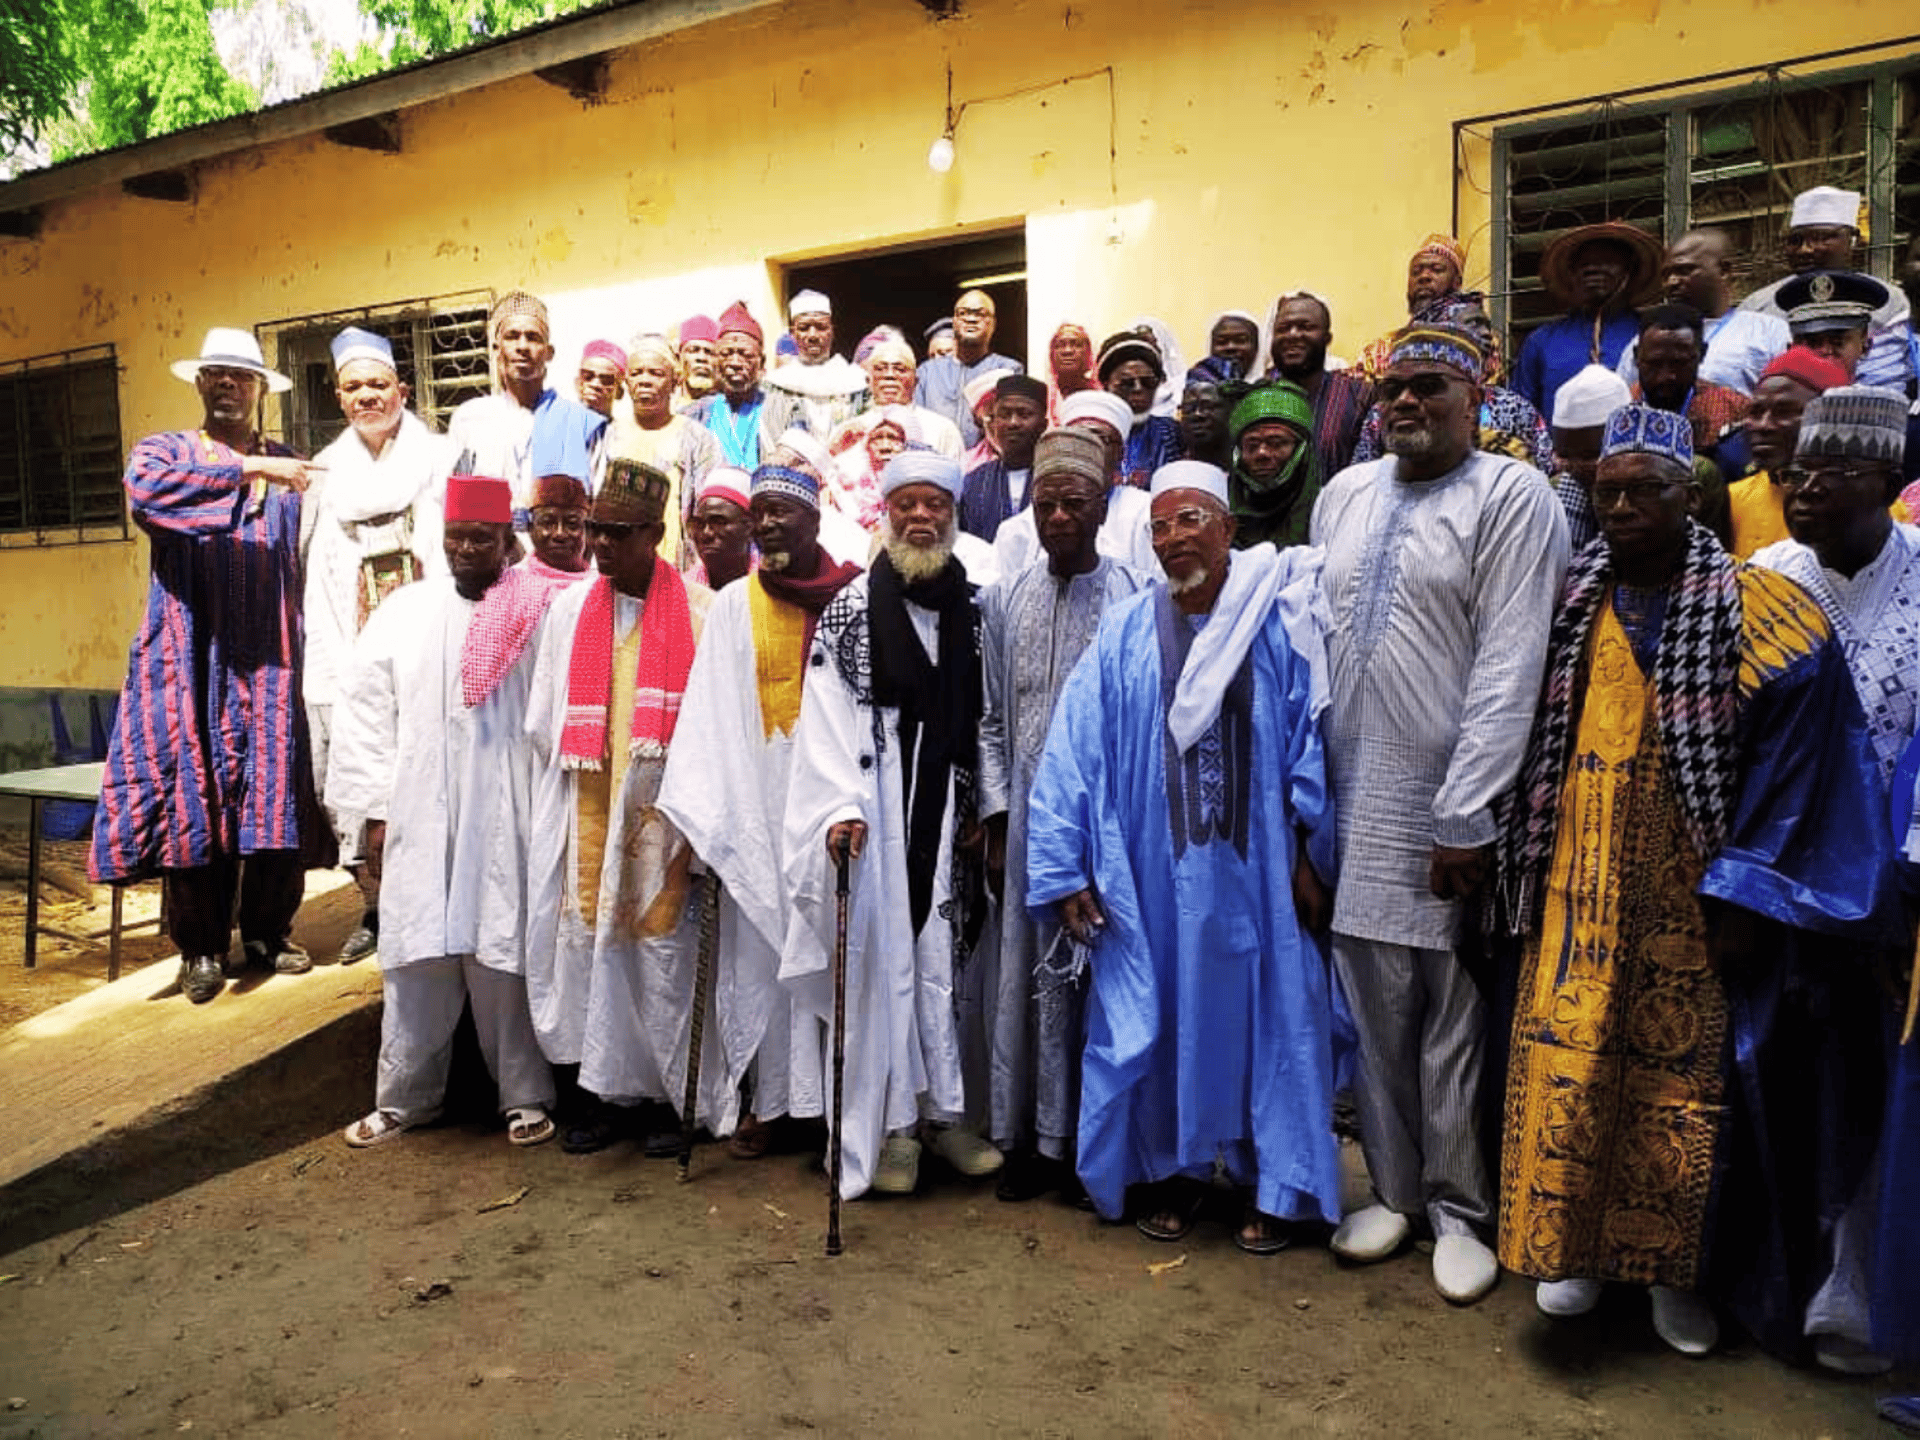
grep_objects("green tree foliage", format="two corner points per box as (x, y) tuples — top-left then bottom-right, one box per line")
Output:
(62, 0), (256, 158)
(1, 0), (83, 152)
(3, 0), (255, 163)
(327, 0), (587, 81)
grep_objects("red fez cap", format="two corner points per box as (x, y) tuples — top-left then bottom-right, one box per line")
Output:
(678, 315), (718, 345)
(717, 302), (763, 345)
(1758, 345), (1850, 395)
(445, 474), (512, 524)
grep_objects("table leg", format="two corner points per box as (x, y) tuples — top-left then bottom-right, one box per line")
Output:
(25, 796), (41, 970)
(109, 884), (123, 982)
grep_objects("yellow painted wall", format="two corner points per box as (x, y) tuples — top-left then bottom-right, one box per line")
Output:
(0, 0), (1913, 689)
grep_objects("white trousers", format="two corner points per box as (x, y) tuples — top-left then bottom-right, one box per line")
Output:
(376, 957), (555, 1124)
(1330, 935), (1492, 1237)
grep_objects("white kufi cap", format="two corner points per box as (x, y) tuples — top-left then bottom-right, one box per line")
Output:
(1551, 364), (1633, 429)
(1789, 185), (1861, 231)
(789, 289), (832, 319)
(1148, 460), (1229, 508)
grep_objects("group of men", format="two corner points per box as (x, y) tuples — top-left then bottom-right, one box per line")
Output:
(84, 179), (1920, 1386)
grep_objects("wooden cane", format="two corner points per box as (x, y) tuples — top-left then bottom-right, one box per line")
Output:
(678, 872), (721, 1182)
(827, 842), (851, 1256)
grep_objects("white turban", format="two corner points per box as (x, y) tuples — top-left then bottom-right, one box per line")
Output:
(880, 449), (964, 499)
(1060, 388), (1133, 438)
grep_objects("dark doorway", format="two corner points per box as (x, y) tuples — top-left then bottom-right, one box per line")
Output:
(782, 228), (1027, 367)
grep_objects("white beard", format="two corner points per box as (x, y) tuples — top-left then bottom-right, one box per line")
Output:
(879, 515), (956, 584)
(1165, 564), (1210, 595)
(760, 549), (792, 573)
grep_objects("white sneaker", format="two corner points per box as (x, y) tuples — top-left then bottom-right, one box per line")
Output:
(1649, 1286), (1718, 1356)
(1330, 1203), (1411, 1262)
(1536, 1278), (1603, 1317)
(1812, 1334), (1892, 1376)
(871, 1135), (922, 1194)
(1432, 1233), (1499, 1303)
(928, 1126), (1005, 1177)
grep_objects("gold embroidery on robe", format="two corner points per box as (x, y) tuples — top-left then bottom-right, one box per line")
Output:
(748, 575), (809, 740)
(1499, 602), (1728, 1289)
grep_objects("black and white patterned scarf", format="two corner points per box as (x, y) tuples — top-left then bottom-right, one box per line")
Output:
(1495, 521), (1743, 933)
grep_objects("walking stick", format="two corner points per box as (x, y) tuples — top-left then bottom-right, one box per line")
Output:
(678, 871), (722, 1182)
(827, 840), (851, 1256)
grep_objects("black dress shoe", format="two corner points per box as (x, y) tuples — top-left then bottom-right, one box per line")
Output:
(995, 1150), (1067, 1203)
(561, 1101), (641, 1154)
(179, 955), (225, 1004)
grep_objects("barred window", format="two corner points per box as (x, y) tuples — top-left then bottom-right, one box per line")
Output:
(257, 290), (494, 457)
(1484, 52), (1918, 353)
(0, 346), (126, 543)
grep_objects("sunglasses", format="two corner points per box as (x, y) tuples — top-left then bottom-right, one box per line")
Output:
(1377, 373), (1459, 402)
(586, 521), (639, 541)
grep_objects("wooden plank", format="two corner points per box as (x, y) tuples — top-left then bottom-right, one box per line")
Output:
(0, 0), (787, 215)
(0, 875), (379, 1192)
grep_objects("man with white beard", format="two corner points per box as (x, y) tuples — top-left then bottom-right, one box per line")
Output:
(522, 457), (729, 1153)
(303, 326), (453, 961)
(657, 457), (862, 1158)
(327, 475), (554, 1148)
(782, 449), (1004, 1197)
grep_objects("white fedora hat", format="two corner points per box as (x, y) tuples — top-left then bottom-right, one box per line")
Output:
(170, 326), (292, 394)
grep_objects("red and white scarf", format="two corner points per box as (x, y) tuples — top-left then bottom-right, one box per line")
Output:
(559, 559), (695, 768)
(460, 560), (582, 709)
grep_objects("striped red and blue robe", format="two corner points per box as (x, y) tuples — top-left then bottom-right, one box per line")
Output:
(90, 430), (317, 882)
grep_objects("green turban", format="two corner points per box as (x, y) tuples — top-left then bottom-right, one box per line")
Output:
(1228, 381), (1314, 446)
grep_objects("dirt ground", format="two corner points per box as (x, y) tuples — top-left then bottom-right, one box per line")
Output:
(0, 836), (1912, 1439)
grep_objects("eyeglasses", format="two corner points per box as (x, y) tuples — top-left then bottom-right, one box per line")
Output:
(1109, 374), (1157, 394)
(1590, 480), (1679, 508)
(1377, 373), (1459, 402)
(1777, 464), (1884, 491)
(1148, 506), (1220, 540)
(586, 521), (638, 540)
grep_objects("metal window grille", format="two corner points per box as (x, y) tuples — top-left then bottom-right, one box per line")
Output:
(0, 346), (126, 542)
(1484, 52), (1918, 349)
(256, 290), (494, 457)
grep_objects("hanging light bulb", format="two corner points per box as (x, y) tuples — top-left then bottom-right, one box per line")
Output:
(928, 132), (956, 173)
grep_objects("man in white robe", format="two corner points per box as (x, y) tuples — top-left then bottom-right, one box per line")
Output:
(1312, 322), (1568, 1302)
(657, 456), (862, 1157)
(326, 475), (554, 1148)
(523, 457), (727, 1153)
(993, 389), (1157, 577)
(977, 426), (1146, 1202)
(303, 326), (453, 962)
(782, 449), (1004, 1198)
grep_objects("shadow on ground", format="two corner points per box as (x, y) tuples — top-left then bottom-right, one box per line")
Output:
(0, 1003), (379, 1257)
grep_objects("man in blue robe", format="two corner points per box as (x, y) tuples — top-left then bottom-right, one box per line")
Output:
(1024, 459), (1341, 1253)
